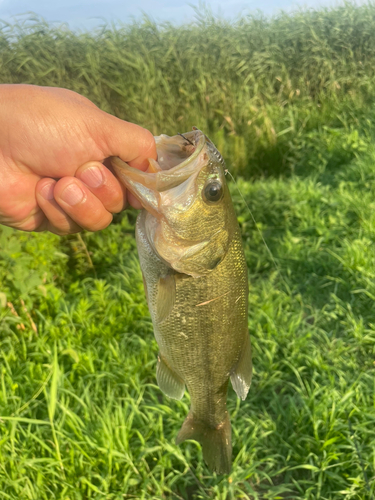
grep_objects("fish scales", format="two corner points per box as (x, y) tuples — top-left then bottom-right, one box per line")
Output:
(137, 213), (248, 426)
(112, 129), (252, 474)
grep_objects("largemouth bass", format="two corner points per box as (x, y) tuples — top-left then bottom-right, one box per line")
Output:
(112, 129), (252, 474)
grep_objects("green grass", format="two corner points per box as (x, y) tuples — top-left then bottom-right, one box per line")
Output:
(1, 3), (375, 498)
(1, 142), (375, 498)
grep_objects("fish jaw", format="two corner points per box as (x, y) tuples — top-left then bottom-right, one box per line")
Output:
(110, 131), (207, 215)
(110, 157), (161, 217)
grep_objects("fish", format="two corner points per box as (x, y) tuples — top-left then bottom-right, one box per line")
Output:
(111, 128), (252, 474)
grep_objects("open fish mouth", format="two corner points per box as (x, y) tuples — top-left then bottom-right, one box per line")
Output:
(154, 128), (225, 173)
(110, 129), (207, 202)
(111, 127), (228, 205)
(155, 130), (202, 172)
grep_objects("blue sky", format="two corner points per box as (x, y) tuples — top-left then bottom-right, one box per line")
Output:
(0, 0), (364, 30)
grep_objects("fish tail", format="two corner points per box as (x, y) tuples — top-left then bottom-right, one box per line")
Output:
(176, 411), (232, 474)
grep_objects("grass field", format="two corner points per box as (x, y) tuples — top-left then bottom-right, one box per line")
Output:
(1, 3), (375, 499)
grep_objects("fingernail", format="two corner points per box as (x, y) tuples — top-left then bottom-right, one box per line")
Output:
(39, 182), (55, 200)
(60, 183), (85, 206)
(79, 166), (104, 188)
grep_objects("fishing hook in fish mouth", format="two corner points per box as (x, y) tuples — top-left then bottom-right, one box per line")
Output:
(178, 133), (194, 146)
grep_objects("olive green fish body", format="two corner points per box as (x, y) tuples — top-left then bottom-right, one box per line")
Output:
(137, 209), (248, 413)
(113, 130), (252, 473)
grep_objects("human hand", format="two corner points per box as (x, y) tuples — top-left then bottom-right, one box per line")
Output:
(0, 84), (156, 234)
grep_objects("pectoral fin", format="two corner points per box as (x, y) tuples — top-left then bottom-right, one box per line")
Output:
(156, 273), (176, 322)
(230, 333), (252, 400)
(156, 354), (185, 400)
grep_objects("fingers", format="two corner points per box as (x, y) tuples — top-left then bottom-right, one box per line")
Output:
(36, 162), (126, 235)
(36, 176), (113, 235)
(127, 193), (143, 210)
(91, 111), (157, 210)
(36, 179), (82, 235)
(97, 117), (156, 209)
(125, 159), (147, 210)
(53, 177), (113, 231)
(33, 107), (157, 234)
(75, 161), (126, 213)
(98, 114), (157, 171)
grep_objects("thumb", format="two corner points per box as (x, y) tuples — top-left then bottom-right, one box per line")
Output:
(97, 112), (157, 171)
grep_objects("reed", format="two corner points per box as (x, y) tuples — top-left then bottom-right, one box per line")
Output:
(1, 3), (375, 174)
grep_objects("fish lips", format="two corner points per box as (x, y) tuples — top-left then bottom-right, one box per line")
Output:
(110, 130), (207, 218)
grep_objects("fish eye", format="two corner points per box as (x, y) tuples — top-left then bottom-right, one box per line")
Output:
(203, 180), (223, 203)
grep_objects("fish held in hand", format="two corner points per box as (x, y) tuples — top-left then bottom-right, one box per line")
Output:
(111, 129), (252, 474)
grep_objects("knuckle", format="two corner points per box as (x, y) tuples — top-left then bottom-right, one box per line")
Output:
(142, 129), (157, 158)
(43, 208), (82, 235)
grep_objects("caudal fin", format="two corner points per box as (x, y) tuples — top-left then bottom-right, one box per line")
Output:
(176, 412), (231, 474)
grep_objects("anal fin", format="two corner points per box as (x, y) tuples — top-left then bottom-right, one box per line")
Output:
(156, 354), (185, 400)
(230, 333), (252, 400)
